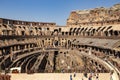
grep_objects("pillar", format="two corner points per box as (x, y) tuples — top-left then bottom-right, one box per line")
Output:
(18, 45), (20, 50)
(25, 45), (27, 49)
(14, 46), (16, 51)
(89, 47), (92, 55)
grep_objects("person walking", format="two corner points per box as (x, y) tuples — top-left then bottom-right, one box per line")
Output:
(70, 74), (72, 80)
(74, 72), (76, 77)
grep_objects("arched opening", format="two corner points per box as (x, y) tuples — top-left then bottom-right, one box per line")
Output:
(38, 54), (48, 72)
(69, 32), (71, 35)
(21, 31), (25, 36)
(109, 30), (113, 36)
(95, 62), (98, 66)
(39, 27), (42, 30)
(114, 30), (119, 36)
(54, 40), (59, 47)
(65, 32), (68, 35)
(76, 28), (80, 32)
(96, 27), (101, 31)
(53, 29), (59, 35)
(104, 31), (108, 36)
(59, 28), (61, 32)
(80, 28), (84, 32)
(70, 28), (73, 32)
(73, 28), (77, 33)
(62, 32), (64, 35)
(106, 26), (112, 30)
(100, 27), (106, 31)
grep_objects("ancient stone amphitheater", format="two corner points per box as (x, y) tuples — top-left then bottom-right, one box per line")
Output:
(0, 3), (120, 80)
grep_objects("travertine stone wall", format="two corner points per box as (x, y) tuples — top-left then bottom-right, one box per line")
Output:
(67, 4), (120, 26)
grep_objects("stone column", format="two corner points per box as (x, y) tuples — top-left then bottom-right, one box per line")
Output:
(24, 45), (27, 49)
(89, 47), (92, 55)
(10, 47), (13, 61)
(18, 45), (20, 50)
(14, 46), (16, 51)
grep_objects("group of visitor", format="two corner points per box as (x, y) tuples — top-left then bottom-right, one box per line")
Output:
(70, 72), (99, 80)
(83, 72), (99, 80)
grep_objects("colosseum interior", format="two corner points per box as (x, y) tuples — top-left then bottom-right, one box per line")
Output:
(0, 3), (120, 80)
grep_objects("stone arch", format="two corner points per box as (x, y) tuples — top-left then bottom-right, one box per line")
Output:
(100, 27), (106, 31)
(69, 32), (72, 35)
(62, 32), (64, 35)
(76, 28), (80, 32)
(76, 28), (81, 35)
(114, 30), (119, 36)
(80, 27), (84, 32)
(96, 27), (101, 32)
(109, 30), (113, 36)
(65, 32), (68, 35)
(54, 40), (59, 47)
(104, 31), (108, 36)
(52, 29), (59, 35)
(91, 29), (96, 36)
(73, 28), (77, 32)
(84, 27), (88, 32)
(70, 28), (73, 32)
(106, 26), (112, 30)
(95, 62), (98, 66)
(39, 27), (42, 30)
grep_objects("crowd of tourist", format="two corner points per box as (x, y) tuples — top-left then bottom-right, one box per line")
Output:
(69, 72), (113, 80)
(69, 71), (115, 80)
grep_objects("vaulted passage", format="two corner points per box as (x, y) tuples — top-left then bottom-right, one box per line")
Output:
(53, 51), (58, 71)
(38, 53), (48, 72)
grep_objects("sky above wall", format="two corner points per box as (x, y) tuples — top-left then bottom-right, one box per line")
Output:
(0, 0), (120, 25)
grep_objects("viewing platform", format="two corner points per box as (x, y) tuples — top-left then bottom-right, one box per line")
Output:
(10, 73), (110, 80)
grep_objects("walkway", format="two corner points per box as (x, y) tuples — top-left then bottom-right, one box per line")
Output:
(10, 73), (110, 80)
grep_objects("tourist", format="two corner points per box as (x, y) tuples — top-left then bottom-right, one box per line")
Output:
(88, 73), (92, 80)
(70, 74), (72, 80)
(88, 76), (92, 80)
(110, 75), (113, 80)
(73, 72), (76, 77)
(96, 76), (99, 80)
(83, 72), (87, 78)
(110, 73), (113, 80)
(110, 70), (114, 80)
